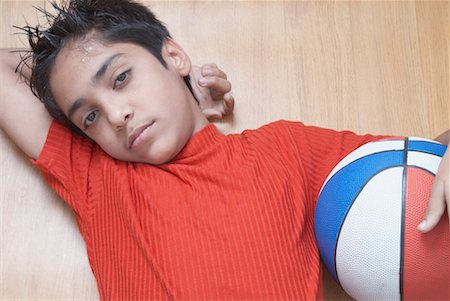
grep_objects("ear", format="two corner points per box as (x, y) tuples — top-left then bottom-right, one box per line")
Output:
(161, 38), (192, 77)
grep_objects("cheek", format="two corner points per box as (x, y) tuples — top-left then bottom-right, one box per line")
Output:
(154, 74), (187, 105)
(91, 131), (123, 155)
(166, 84), (192, 113)
(101, 143), (130, 162)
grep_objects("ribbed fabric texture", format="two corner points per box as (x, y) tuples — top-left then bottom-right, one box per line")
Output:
(33, 119), (384, 300)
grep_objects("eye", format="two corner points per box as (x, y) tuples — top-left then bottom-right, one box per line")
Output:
(83, 111), (98, 129)
(113, 70), (130, 89)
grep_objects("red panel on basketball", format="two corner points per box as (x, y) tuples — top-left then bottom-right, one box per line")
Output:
(403, 167), (449, 300)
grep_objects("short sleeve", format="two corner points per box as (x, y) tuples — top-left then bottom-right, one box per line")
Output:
(281, 120), (394, 206)
(32, 120), (95, 219)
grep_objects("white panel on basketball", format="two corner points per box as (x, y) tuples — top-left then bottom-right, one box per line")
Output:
(336, 167), (403, 301)
(407, 151), (441, 175)
(320, 140), (405, 194)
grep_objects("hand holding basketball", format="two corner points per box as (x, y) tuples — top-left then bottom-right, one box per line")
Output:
(418, 131), (450, 233)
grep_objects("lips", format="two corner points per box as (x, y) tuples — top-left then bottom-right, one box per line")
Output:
(128, 122), (154, 149)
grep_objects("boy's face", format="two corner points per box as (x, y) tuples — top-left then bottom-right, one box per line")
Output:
(50, 38), (208, 165)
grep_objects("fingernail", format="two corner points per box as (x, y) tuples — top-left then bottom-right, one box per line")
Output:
(199, 78), (208, 86)
(417, 220), (427, 231)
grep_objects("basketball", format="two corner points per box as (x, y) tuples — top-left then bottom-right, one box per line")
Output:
(314, 137), (449, 300)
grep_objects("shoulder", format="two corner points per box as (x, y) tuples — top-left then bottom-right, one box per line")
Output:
(37, 121), (94, 157)
(33, 120), (106, 178)
(237, 120), (309, 156)
(241, 120), (308, 143)
(32, 120), (116, 218)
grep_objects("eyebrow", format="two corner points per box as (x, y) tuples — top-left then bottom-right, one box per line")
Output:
(67, 53), (123, 120)
(92, 53), (123, 85)
(67, 97), (83, 120)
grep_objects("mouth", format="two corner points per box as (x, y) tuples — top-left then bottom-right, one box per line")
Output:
(128, 121), (155, 149)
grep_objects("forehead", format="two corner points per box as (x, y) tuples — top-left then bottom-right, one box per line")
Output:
(51, 39), (142, 86)
(56, 37), (106, 65)
(49, 39), (124, 110)
(72, 38), (102, 60)
(53, 38), (156, 74)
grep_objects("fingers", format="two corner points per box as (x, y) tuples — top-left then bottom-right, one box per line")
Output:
(190, 63), (235, 120)
(196, 63), (232, 97)
(199, 76), (232, 96)
(198, 63), (231, 95)
(201, 63), (227, 79)
(202, 108), (222, 121)
(201, 94), (235, 121)
(417, 178), (447, 233)
(223, 92), (235, 115)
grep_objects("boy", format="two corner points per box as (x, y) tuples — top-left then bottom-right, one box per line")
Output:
(1, 0), (448, 300)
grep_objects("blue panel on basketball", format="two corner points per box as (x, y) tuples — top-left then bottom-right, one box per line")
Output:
(408, 140), (446, 156)
(314, 150), (404, 281)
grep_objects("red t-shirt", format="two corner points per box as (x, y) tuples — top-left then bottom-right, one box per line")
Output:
(33, 120), (383, 300)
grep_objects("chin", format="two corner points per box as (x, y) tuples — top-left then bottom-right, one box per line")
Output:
(147, 156), (171, 165)
(146, 144), (180, 165)
(149, 133), (191, 165)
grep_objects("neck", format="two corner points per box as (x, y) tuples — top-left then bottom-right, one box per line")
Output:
(190, 101), (210, 136)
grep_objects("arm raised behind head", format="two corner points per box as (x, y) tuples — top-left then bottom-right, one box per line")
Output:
(0, 48), (52, 160)
(0, 48), (235, 160)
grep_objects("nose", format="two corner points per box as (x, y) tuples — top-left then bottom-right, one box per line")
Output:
(103, 101), (134, 130)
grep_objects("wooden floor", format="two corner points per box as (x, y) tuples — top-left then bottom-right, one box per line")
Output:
(1, 1), (448, 300)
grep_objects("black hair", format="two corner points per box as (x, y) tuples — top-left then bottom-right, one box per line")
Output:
(17, 0), (195, 136)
